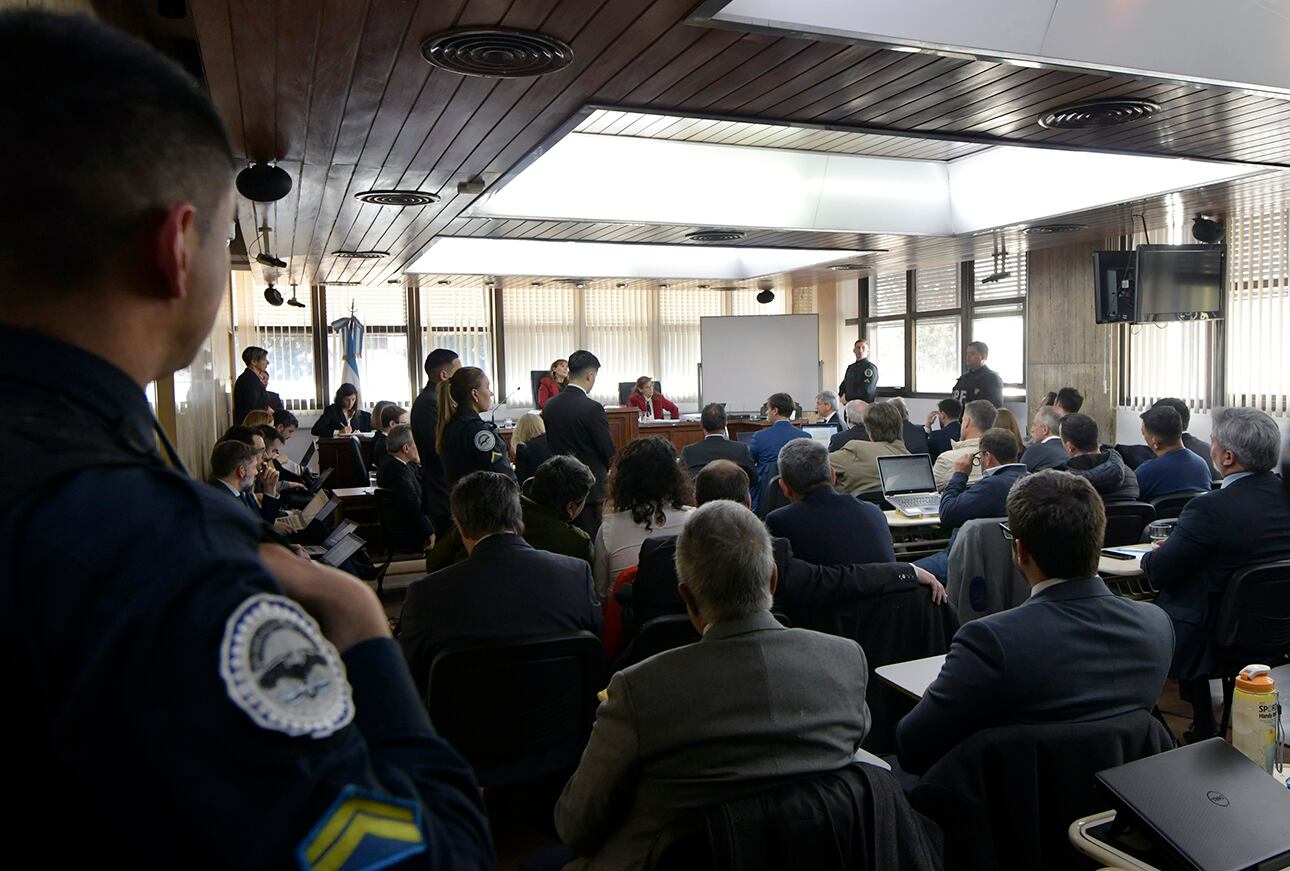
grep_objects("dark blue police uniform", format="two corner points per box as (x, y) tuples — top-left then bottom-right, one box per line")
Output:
(0, 325), (493, 869)
(439, 405), (516, 489)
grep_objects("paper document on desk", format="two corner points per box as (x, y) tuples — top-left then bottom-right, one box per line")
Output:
(1102, 546), (1147, 558)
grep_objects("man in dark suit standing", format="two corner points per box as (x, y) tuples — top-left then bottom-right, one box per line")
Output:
(1022, 406), (1068, 471)
(897, 471), (1173, 775)
(839, 337), (878, 403)
(542, 349), (616, 536)
(398, 471), (602, 693)
(232, 345), (269, 424)
(682, 403), (756, 486)
(374, 424), (433, 554)
(410, 348), (460, 540)
(1142, 406), (1290, 741)
(829, 400), (870, 452)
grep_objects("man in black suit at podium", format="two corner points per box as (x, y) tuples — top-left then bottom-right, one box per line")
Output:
(543, 350), (616, 536)
(682, 403), (757, 488)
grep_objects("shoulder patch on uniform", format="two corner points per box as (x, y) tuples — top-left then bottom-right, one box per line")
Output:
(472, 429), (497, 453)
(297, 786), (425, 871)
(219, 593), (354, 739)
(864, 368), (874, 379)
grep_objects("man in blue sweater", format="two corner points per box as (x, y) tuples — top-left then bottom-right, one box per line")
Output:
(915, 428), (1027, 582)
(747, 392), (809, 512)
(1135, 405), (1212, 501)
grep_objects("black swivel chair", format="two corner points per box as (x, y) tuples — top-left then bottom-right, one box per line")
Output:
(855, 488), (889, 509)
(617, 380), (663, 407)
(613, 614), (700, 672)
(1102, 501), (1156, 546)
(427, 631), (605, 790)
(760, 472), (790, 517)
(530, 370), (547, 407)
(1150, 491), (1202, 520)
(1211, 559), (1290, 735)
(331, 434), (369, 488)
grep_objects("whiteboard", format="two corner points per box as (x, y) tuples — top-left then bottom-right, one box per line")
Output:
(700, 315), (821, 414)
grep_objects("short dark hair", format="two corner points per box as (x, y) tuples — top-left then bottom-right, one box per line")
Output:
(979, 427), (1019, 464)
(1140, 405), (1183, 444)
(530, 455), (595, 513)
(937, 398), (963, 420)
(766, 392), (794, 417)
(0, 10), (234, 290)
(273, 409), (298, 429)
(450, 472), (523, 539)
(610, 437), (693, 530)
(242, 346), (268, 367)
(210, 439), (255, 479)
(424, 348), (459, 380)
(695, 460), (750, 506)
(700, 403), (727, 433)
(1007, 471), (1105, 579)
(963, 399), (998, 433)
(220, 425), (260, 447)
(1060, 413), (1099, 453)
(380, 404), (407, 428)
(1151, 397), (1191, 430)
(967, 341), (989, 356)
(256, 424), (282, 447)
(1055, 387), (1084, 413)
(568, 350), (601, 378)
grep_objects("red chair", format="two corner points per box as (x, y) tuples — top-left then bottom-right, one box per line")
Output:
(601, 566), (638, 662)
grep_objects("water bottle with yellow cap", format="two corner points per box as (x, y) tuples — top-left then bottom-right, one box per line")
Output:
(1232, 664), (1281, 775)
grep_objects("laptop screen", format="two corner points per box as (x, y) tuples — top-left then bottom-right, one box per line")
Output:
(321, 533), (365, 568)
(321, 519), (358, 549)
(300, 441), (316, 468)
(877, 454), (936, 495)
(801, 425), (837, 445)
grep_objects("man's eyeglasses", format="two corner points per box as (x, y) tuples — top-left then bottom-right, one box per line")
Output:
(998, 521), (1014, 541)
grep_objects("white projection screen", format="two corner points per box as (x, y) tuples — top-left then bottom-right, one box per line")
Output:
(699, 315), (821, 414)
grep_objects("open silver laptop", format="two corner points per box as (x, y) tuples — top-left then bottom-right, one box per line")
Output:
(302, 519), (358, 557)
(877, 453), (940, 516)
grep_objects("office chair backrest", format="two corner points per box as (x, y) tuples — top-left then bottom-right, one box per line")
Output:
(947, 517), (1029, 622)
(613, 614), (700, 673)
(427, 631), (605, 789)
(530, 370), (546, 406)
(1150, 491), (1201, 520)
(854, 488), (889, 509)
(618, 380), (664, 407)
(1102, 501), (1155, 547)
(762, 474), (791, 516)
(1214, 559), (1290, 651)
(333, 434), (368, 488)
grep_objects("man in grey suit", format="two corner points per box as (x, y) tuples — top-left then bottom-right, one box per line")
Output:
(555, 500), (871, 870)
(680, 402), (757, 487)
(1021, 405), (1068, 471)
(897, 471), (1173, 776)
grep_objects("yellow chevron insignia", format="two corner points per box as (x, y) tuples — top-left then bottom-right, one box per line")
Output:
(297, 786), (426, 871)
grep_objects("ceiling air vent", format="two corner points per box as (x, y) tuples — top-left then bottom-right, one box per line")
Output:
(331, 250), (388, 259)
(1039, 98), (1160, 130)
(421, 28), (574, 78)
(1024, 223), (1089, 235)
(685, 228), (746, 243)
(355, 189), (440, 206)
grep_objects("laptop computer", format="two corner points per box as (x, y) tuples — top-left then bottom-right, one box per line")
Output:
(300, 441), (316, 469)
(302, 519), (358, 556)
(305, 467), (332, 494)
(1093, 738), (1290, 871)
(277, 492), (340, 535)
(877, 453), (941, 516)
(318, 532), (366, 568)
(801, 424), (839, 445)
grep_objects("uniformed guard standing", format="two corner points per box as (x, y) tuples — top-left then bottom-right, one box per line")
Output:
(950, 340), (1005, 408)
(0, 12), (492, 868)
(839, 337), (879, 404)
(436, 365), (517, 489)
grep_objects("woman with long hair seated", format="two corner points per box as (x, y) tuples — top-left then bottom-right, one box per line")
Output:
(310, 382), (372, 436)
(593, 437), (693, 598)
(829, 401), (911, 494)
(627, 376), (680, 421)
(436, 366), (516, 488)
(513, 412), (553, 484)
(537, 358), (568, 409)
(993, 406), (1026, 454)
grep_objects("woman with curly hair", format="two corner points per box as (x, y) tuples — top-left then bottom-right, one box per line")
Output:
(593, 436), (694, 598)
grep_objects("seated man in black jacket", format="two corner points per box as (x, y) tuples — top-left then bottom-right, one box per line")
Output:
(1055, 413), (1138, 503)
(371, 403), (408, 469)
(375, 423), (433, 554)
(399, 471), (603, 692)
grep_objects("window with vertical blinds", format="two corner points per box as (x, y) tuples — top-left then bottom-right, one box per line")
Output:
(1125, 321), (1214, 408)
(585, 286), (653, 404)
(659, 287), (725, 405)
(501, 287), (577, 407)
(234, 270), (316, 409)
(1225, 209), (1290, 414)
(869, 273), (907, 316)
(420, 285), (494, 377)
(915, 264), (959, 311)
(324, 285), (410, 405)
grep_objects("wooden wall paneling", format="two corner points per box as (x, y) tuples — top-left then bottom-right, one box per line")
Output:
(702, 42), (850, 114)
(190, 0), (246, 159)
(228, 0), (277, 160)
(273, 0), (320, 162)
(758, 50), (911, 119)
(301, 0), (370, 165)
(621, 27), (748, 105)
(794, 53), (954, 122)
(672, 37), (816, 111)
(850, 60), (1024, 128)
(726, 45), (880, 116)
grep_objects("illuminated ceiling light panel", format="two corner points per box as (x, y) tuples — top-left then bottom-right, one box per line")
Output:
(467, 131), (1261, 236)
(406, 237), (863, 280)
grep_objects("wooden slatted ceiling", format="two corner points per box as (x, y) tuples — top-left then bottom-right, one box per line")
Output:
(190, 0), (1290, 292)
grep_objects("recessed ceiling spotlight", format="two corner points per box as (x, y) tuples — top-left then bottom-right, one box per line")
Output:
(421, 28), (573, 78)
(1039, 97), (1161, 130)
(332, 250), (389, 259)
(1023, 223), (1089, 235)
(575, 281), (586, 289)
(685, 228), (746, 243)
(355, 189), (440, 206)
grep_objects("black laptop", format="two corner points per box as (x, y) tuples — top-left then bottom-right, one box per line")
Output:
(318, 532), (366, 568)
(305, 467), (332, 493)
(302, 519), (357, 557)
(1094, 738), (1290, 871)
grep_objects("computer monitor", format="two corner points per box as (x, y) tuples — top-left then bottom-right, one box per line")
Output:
(877, 453), (937, 496)
(800, 425), (837, 446)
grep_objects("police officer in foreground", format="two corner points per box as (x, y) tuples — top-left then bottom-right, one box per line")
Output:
(437, 366), (517, 489)
(839, 337), (878, 404)
(950, 340), (1005, 408)
(0, 11), (492, 869)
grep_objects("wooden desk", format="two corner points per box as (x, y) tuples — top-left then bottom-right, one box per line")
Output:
(1098, 543), (1151, 577)
(638, 419), (706, 452)
(332, 486), (380, 551)
(875, 654), (946, 701)
(317, 435), (374, 488)
(884, 509), (941, 529)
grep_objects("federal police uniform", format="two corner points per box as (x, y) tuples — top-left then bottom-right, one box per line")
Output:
(840, 358), (878, 403)
(0, 325), (493, 869)
(439, 405), (516, 489)
(950, 364), (1005, 408)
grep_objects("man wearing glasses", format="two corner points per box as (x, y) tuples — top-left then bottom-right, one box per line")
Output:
(896, 471), (1174, 775)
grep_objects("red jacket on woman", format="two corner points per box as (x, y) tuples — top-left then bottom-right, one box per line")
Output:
(537, 376), (563, 409)
(628, 392), (680, 420)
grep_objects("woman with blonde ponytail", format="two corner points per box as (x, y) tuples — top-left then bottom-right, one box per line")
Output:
(437, 367), (516, 488)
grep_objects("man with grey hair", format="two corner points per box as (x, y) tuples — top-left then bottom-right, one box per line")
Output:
(765, 439), (896, 565)
(814, 389), (842, 427)
(555, 500), (871, 870)
(932, 398), (999, 490)
(1142, 406), (1290, 742)
(1022, 405), (1067, 471)
(829, 399), (870, 451)
(885, 396), (930, 454)
(375, 422), (433, 553)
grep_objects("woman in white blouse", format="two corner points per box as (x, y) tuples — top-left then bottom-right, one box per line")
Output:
(593, 436), (695, 599)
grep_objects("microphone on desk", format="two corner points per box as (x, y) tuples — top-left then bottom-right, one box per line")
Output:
(491, 387), (523, 424)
